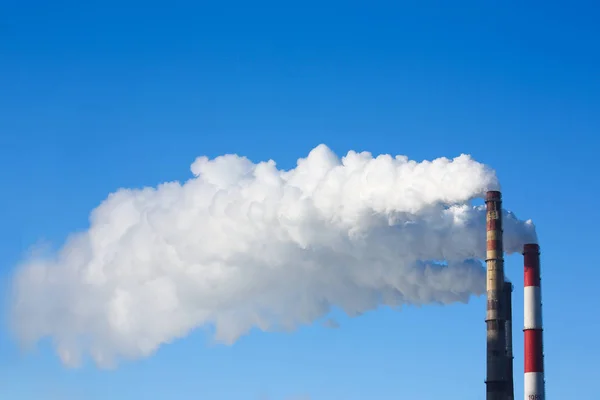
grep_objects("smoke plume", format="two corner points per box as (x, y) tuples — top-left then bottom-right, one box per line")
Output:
(10, 144), (536, 367)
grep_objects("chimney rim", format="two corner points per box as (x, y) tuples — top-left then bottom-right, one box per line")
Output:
(485, 190), (502, 201)
(523, 243), (540, 253)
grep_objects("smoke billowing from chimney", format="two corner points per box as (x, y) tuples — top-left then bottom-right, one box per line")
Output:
(9, 145), (537, 367)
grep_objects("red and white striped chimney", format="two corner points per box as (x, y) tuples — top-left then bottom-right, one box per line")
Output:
(523, 243), (545, 400)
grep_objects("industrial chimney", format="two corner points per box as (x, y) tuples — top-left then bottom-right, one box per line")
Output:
(523, 243), (545, 399)
(504, 281), (514, 400)
(484, 191), (507, 400)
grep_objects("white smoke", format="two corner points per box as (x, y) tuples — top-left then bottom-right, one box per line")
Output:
(10, 144), (537, 368)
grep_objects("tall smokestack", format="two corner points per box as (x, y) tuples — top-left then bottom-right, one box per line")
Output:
(523, 243), (545, 400)
(504, 281), (514, 400)
(485, 190), (507, 400)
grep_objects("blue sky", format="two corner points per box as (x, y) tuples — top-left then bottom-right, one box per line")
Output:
(1, 1), (599, 399)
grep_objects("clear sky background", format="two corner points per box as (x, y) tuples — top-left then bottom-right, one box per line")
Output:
(1, 1), (599, 399)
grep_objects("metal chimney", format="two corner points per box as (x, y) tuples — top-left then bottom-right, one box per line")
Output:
(484, 190), (507, 400)
(523, 243), (545, 400)
(504, 281), (514, 400)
